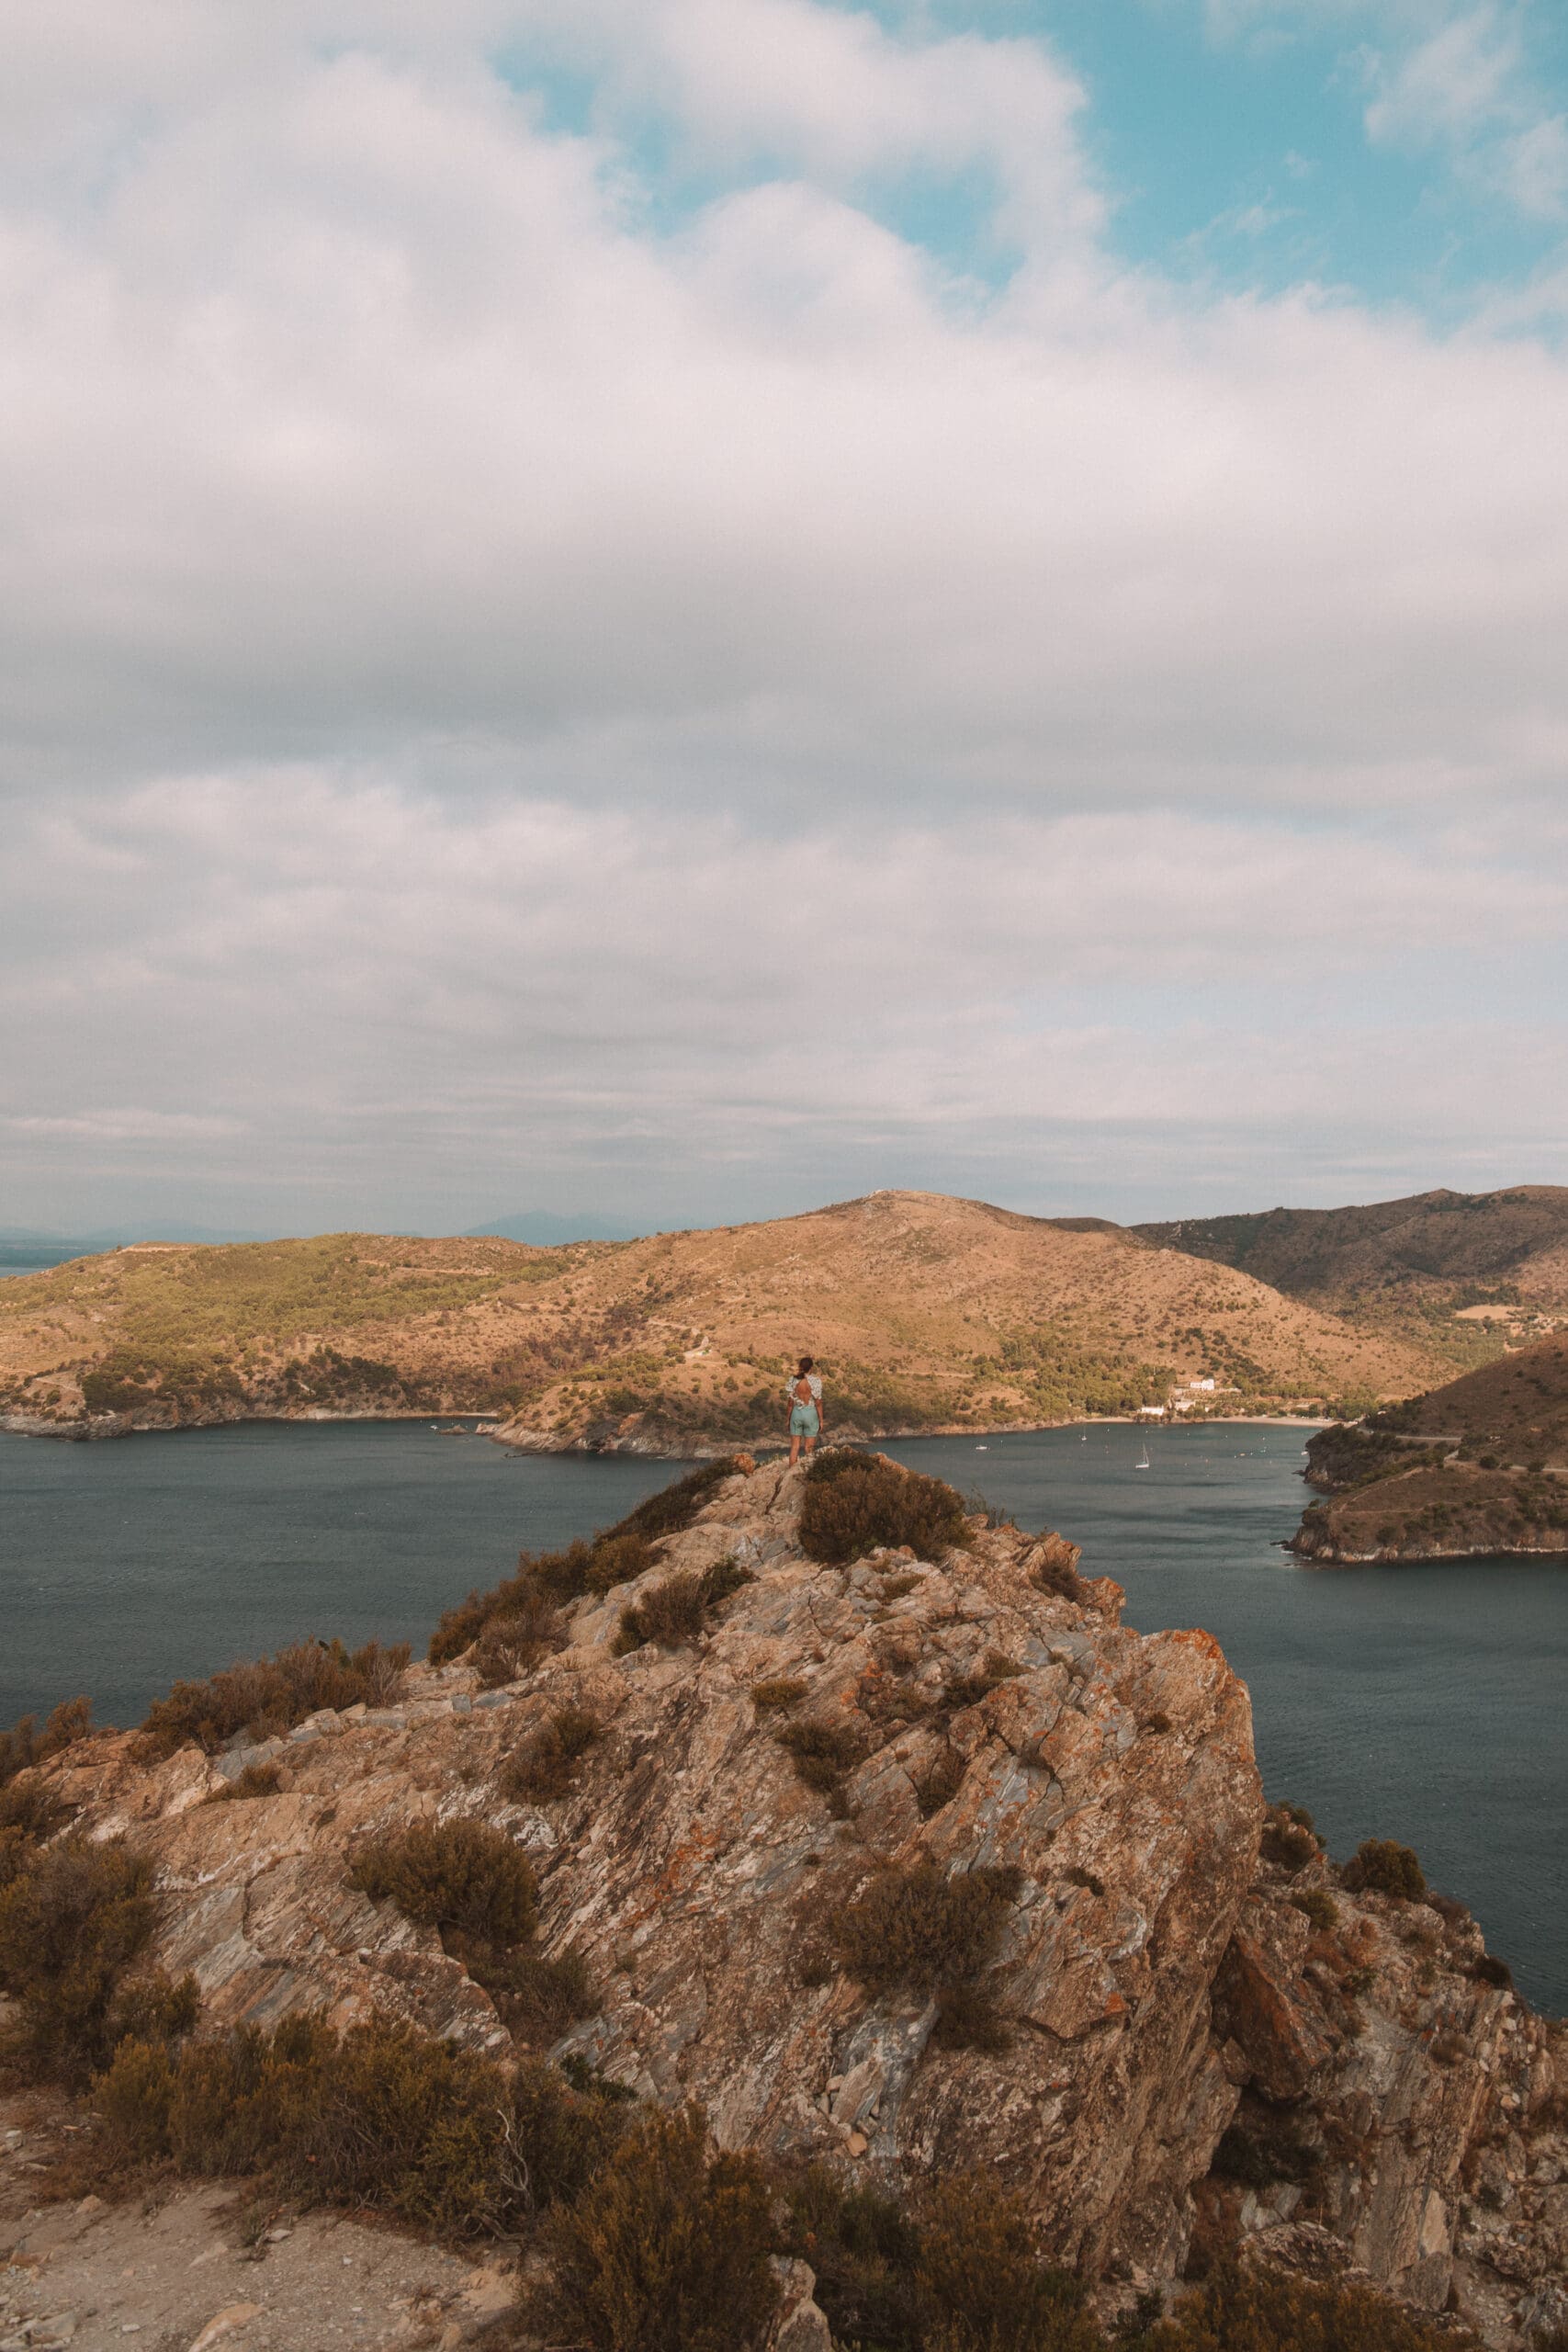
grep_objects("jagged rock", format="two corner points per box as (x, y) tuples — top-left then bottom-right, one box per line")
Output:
(33, 1456), (1566, 2344)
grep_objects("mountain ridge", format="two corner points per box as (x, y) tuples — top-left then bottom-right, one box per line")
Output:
(0, 1189), (1443, 1447)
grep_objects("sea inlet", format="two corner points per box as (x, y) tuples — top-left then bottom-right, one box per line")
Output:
(2, 1418), (1562, 2012)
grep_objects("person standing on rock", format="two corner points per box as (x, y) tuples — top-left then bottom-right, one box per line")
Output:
(787, 1356), (825, 1464)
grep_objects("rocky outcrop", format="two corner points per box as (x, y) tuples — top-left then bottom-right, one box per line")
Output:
(31, 1459), (1566, 2342)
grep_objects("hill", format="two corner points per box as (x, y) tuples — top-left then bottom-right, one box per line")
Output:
(0, 1191), (1443, 1446)
(1291, 1334), (1568, 1563)
(1134, 1185), (1568, 1369)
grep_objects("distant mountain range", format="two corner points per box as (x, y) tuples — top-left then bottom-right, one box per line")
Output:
(462, 1212), (643, 1245)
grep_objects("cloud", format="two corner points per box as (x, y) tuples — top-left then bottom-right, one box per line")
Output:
(3, 1), (1568, 1224)
(4, 772), (1566, 1226)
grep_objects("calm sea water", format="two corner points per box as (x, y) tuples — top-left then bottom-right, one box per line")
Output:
(1, 1419), (1562, 2012)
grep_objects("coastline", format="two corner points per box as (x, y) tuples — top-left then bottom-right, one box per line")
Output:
(2, 1403), (1327, 1452)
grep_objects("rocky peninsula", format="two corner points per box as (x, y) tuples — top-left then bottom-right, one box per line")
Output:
(2, 1453), (1562, 2350)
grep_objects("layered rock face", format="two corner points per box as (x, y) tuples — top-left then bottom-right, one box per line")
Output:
(39, 1459), (1565, 2341)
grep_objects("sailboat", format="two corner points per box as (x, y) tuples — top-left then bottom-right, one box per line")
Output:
(1135, 1442), (1151, 1470)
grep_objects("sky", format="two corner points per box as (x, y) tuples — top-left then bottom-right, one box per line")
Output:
(4, 0), (1568, 1238)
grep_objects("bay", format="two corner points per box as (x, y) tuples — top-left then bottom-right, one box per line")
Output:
(1, 1417), (1562, 2013)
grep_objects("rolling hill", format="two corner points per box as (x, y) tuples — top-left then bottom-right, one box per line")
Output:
(0, 1190), (1444, 1450)
(1135, 1185), (1568, 1370)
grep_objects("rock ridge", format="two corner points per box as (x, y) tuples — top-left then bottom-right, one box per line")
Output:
(19, 1457), (1566, 2344)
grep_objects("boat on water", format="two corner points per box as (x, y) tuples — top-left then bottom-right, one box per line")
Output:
(1135, 1444), (1151, 1470)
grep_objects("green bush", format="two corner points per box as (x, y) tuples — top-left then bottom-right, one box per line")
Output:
(1261, 1807), (1318, 1874)
(348, 1818), (536, 1947)
(0, 1836), (161, 2079)
(504, 1705), (602, 1803)
(799, 1453), (970, 1567)
(98, 2018), (625, 2232)
(1290, 1889), (1339, 1933)
(1341, 1840), (1426, 1902)
(141, 1638), (408, 1757)
(535, 2101), (779, 2352)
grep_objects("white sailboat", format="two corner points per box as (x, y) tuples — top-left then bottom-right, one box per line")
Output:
(1134, 1442), (1151, 1470)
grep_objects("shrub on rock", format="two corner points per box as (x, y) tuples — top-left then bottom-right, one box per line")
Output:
(799, 1453), (970, 1567)
(536, 2100), (779, 2352)
(1342, 1839), (1426, 1902)
(348, 1817), (536, 1947)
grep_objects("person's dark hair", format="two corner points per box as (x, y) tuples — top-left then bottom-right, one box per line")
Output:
(797, 1356), (814, 1376)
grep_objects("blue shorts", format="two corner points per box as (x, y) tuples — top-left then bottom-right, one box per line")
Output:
(789, 1404), (820, 1439)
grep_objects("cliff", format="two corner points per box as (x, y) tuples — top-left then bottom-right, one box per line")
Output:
(0, 1192), (1441, 1449)
(5, 1457), (1562, 2346)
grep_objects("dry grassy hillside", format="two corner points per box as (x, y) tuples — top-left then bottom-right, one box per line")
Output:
(1136, 1186), (1568, 1370)
(0, 1193), (1442, 1450)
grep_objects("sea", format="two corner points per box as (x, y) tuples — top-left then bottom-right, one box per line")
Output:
(1, 1417), (1562, 2013)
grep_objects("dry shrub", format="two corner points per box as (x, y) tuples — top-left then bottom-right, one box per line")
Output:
(615, 1571), (707, 1653)
(140, 1638), (409, 1758)
(1470, 1952), (1513, 1990)
(0, 1771), (73, 1841)
(535, 2100), (779, 2352)
(783, 2165), (923, 2350)
(610, 1459), (743, 1545)
(800, 1453), (970, 1568)
(775, 1720), (863, 1815)
(615, 1557), (753, 1655)
(0, 1696), (93, 1790)
(1342, 1840), (1426, 1902)
(1291, 1888), (1340, 1933)
(427, 1460), (742, 1664)
(916, 1747), (967, 1819)
(751, 1678), (807, 1712)
(209, 1761), (285, 1803)
(471, 1590), (566, 1689)
(1262, 1806), (1319, 1874)
(584, 1532), (658, 1594)
(916, 2173), (1099, 2352)
(504, 1705), (602, 1803)
(0, 1835), (161, 2079)
(830, 1860), (1022, 2018)
(1031, 1545), (1089, 1605)
(348, 1818), (536, 1947)
(97, 2018), (623, 2233)
(484, 1946), (595, 2044)
(944, 1652), (1024, 1711)
(1127, 2260), (1483, 2350)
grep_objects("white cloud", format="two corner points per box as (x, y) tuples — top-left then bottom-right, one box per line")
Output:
(4, 1), (1568, 1223)
(4, 772), (1565, 1226)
